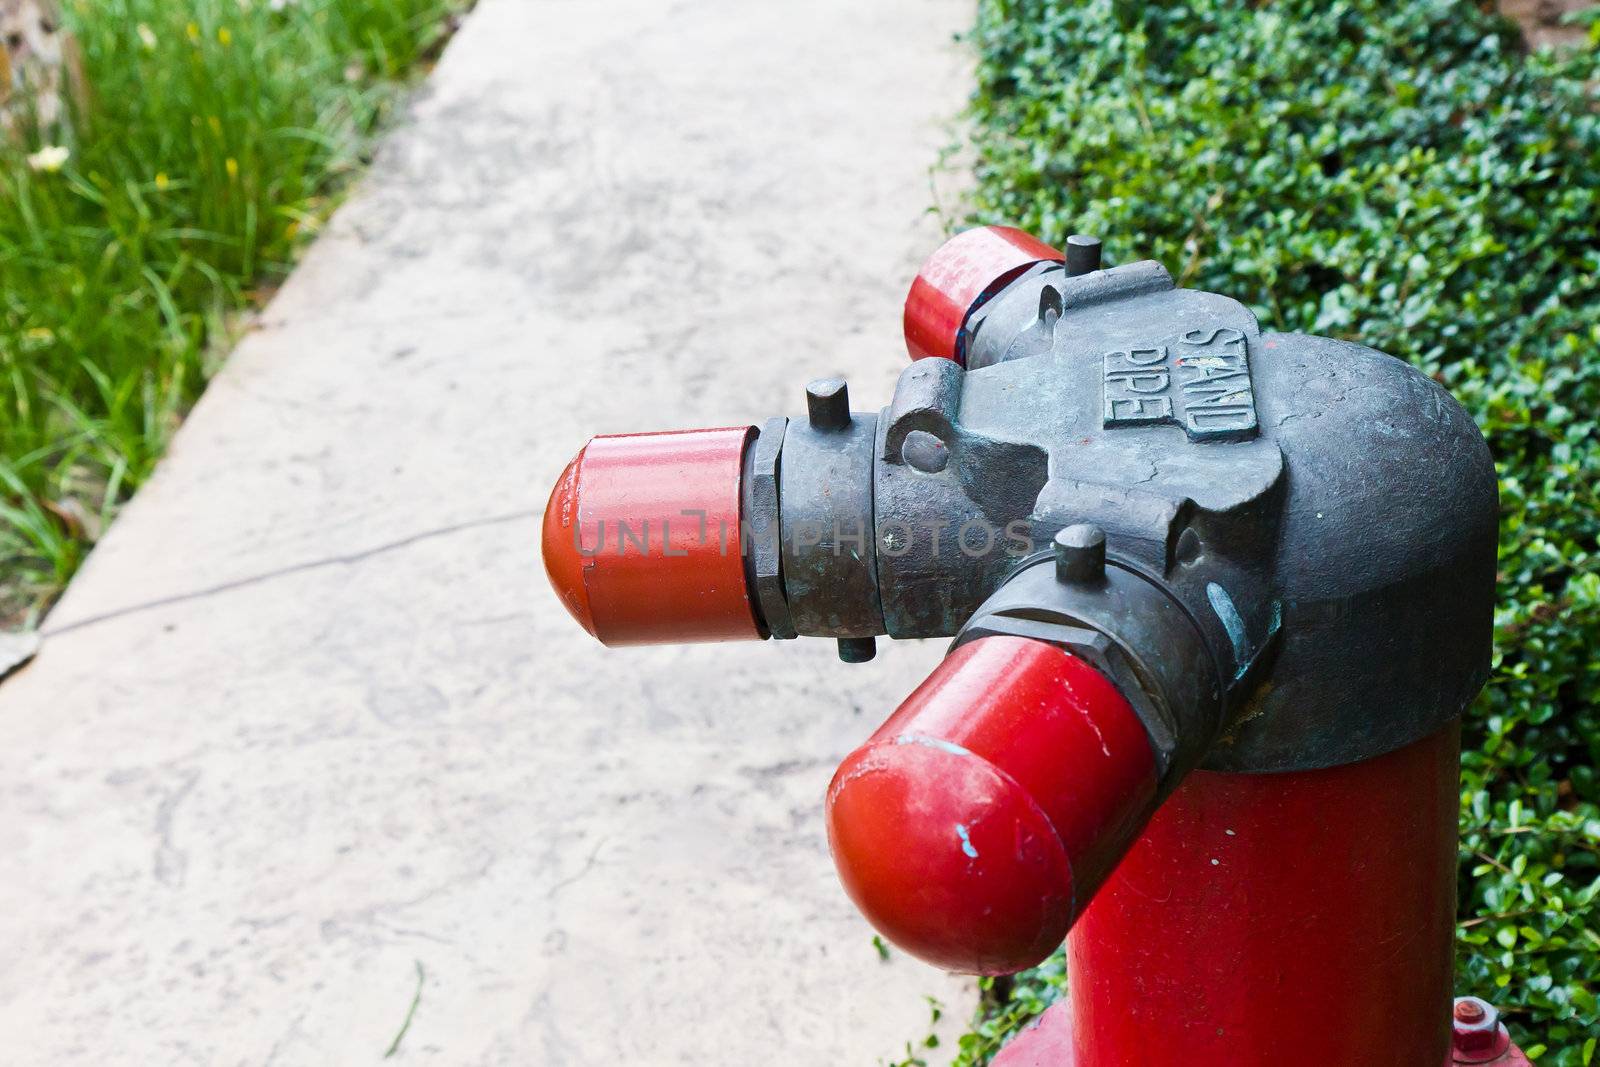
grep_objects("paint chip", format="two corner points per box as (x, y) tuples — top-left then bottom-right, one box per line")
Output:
(894, 733), (973, 758)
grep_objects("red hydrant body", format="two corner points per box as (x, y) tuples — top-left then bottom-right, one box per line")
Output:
(996, 722), (1532, 1067)
(1063, 726), (1459, 1065)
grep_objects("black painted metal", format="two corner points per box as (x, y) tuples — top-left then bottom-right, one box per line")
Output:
(742, 416), (793, 640)
(1053, 524), (1106, 584)
(741, 246), (1497, 774)
(1064, 233), (1103, 277)
(836, 636), (877, 664)
(776, 404), (885, 641)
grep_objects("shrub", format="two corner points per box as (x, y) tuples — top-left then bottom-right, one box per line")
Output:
(954, 1), (1600, 1062)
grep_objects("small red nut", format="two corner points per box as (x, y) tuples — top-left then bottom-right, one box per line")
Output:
(1451, 996), (1512, 1064)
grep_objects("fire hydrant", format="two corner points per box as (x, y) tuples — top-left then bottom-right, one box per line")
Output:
(542, 226), (1531, 1065)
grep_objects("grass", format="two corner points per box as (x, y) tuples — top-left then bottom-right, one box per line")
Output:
(384, 960), (425, 1057)
(0, 0), (468, 628)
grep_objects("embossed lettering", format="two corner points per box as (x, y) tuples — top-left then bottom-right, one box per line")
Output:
(1104, 326), (1259, 441)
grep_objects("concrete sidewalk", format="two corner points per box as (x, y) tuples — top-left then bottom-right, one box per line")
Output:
(0, 1), (976, 1063)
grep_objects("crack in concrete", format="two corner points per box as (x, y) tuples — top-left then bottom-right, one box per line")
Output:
(545, 836), (609, 901)
(318, 847), (498, 946)
(39, 509), (538, 640)
(154, 769), (201, 888)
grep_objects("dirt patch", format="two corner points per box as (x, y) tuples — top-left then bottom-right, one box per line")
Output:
(1500, 0), (1594, 50)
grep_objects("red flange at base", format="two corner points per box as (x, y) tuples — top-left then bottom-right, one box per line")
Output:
(991, 1001), (1535, 1067)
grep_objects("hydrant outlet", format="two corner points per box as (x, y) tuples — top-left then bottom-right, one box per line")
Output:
(903, 225), (1063, 363)
(825, 635), (1157, 974)
(541, 426), (762, 645)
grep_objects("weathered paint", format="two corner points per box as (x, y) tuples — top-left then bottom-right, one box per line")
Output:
(825, 635), (1156, 975)
(902, 226), (1063, 363)
(1065, 723), (1461, 1066)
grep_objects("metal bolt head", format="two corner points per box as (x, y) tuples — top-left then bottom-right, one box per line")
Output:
(837, 636), (876, 663)
(1451, 997), (1510, 1063)
(806, 377), (851, 431)
(1064, 234), (1102, 277)
(1054, 524), (1106, 584)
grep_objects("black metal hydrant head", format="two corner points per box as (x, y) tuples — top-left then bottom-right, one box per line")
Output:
(543, 225), (1498, 971)
(734, 230), (1498, 779)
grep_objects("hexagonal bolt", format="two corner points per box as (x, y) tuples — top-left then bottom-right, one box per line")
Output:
(1054, 524), (1106, 584)
(1065, 234), (1102, 277)
(806, 377), (851, 431)
(837, 636), (876, 663)
(1451, 996), (1510, 1063)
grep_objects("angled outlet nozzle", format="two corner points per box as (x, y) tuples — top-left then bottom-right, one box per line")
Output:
(902, 225), (1063, 364)
(542, 426), (762, 645)
(825, 635), (1158, 975)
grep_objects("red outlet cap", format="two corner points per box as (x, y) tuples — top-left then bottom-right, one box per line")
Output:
(542, 426), (762, 645)
(903, 226), (1063, 363)
(826, 635), (1157, 975)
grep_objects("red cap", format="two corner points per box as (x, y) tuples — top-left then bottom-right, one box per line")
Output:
(542, 426), (762, 645)
(826, 635), (1157, 974)
(903, 226), (1063, 363)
